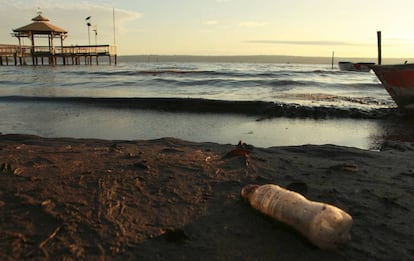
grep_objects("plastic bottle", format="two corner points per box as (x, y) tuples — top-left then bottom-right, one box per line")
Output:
(241, 184), (353, 249)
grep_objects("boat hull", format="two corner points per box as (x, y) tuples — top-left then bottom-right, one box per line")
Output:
(372, 64), (414, 110)
(338, 62), (375, 72)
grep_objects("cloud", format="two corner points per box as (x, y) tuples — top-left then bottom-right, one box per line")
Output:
(245, 40), (365, 46)
(203, 20), (219, 25)
(384, 37), (414, 46)
(239, 21), (267, 27)
(0, 1), (142, 45)
(50, 6), (141, 44)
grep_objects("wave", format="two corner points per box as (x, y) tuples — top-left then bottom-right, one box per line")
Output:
(0, 96), (397, 120)
(59, 67), (352, 79)
(148, 77), (308, 87)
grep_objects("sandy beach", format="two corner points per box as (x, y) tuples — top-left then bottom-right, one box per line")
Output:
(1, 133), (413, 260)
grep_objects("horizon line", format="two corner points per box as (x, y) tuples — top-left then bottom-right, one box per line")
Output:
(117, 54), (410, 65)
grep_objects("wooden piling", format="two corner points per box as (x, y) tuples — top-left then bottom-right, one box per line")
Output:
(377, 31), (382, 65)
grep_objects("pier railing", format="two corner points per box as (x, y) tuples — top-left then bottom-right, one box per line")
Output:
(1, 44), (116, 56)
(32, 45), (117, 56)
(0, 44), (31, 56)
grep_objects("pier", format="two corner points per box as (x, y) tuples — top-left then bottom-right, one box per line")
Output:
(0, 44), (117, 65)
(0, 11), (117, 66)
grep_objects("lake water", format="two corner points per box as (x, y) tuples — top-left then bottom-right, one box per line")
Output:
(0, 60), (411, 150)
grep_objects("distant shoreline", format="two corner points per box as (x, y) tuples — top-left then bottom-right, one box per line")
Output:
(118, 54), (411, 64)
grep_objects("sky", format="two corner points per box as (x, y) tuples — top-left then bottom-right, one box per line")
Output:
(1, 0), (414, 58)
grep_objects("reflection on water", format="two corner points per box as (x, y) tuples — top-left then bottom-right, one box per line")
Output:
(1, 102), (412, 150)
(370, 117), (414, 149)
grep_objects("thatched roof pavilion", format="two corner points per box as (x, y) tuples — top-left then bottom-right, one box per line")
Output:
(12, 11), (68, 54)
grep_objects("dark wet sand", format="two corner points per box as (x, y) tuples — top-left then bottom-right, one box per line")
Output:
(1, 134), (413, 260)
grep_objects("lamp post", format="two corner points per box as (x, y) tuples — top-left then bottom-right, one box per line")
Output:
(92, 25), (98, 45)
(85, 16), (91, 45)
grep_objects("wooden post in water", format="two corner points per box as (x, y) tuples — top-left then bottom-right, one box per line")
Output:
(377, 31), (382, 65)
(331, 51), (335, 69)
